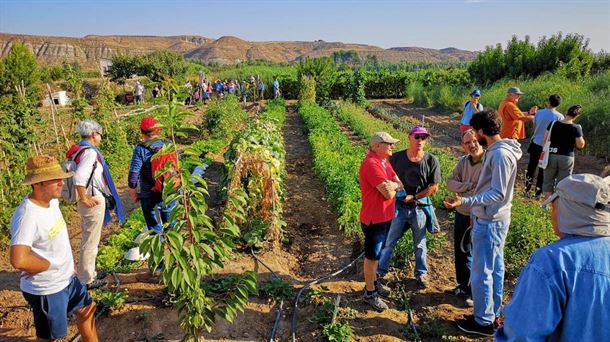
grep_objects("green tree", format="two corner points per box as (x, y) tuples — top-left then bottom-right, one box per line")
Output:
(141, 50), (189, 82)
(297, 57), (337, 103)
(108, 54), (142, 84)
(0, 41), (40, 99)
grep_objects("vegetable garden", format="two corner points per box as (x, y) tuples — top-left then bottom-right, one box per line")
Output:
(1, 32), (608, 341)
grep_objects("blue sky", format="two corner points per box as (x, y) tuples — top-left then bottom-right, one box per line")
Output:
(1, 0), (609, 52)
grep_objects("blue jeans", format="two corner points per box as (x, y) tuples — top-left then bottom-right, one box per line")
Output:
(140, 192), (173, 234)
(471, 216), (510, 325)
(378, 204), (427, 277)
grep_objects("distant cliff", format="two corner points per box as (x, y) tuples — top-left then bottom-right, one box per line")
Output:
(0, 33), (477, 67)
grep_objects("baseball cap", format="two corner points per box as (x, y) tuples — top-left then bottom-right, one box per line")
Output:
(409, 126), (431, 137)
(541, 174), (610, 236)
(471, 89), (481, 97)
(140, 116), (159, 132)
(371, 132), (399, 145)
(507, 87), (524, 95)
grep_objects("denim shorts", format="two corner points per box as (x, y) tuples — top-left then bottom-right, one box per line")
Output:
(22, 276), (93, 340)
(361, 220), (392, 260)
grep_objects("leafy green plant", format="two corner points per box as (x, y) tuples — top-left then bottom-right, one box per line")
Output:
(322, 322), (353, 342)
(311, 299), (336, 325)
(258, 278), (293, 302)
(91, 289), (128, 311)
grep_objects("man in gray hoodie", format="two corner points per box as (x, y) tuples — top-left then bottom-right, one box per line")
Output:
(444, 109), (522, 336)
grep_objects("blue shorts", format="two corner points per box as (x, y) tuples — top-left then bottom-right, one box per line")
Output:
(22, 276), (93, 340)
(361, 220), (391, 260)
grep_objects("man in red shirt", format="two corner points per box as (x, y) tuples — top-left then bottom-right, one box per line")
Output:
(498, 87), (537, 140)
(359, 132), (402, 311)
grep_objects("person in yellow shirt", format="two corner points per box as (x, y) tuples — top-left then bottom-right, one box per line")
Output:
(498, 87), (537, 140)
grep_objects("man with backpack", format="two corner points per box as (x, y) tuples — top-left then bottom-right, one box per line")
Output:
(67, 120), (124, 290)
(128, 117), (178, 238)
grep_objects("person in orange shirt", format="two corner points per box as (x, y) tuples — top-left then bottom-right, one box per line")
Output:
(498, 87), (537, 140)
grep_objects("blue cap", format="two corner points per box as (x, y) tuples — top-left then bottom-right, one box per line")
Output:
(471, 89), (481, 97)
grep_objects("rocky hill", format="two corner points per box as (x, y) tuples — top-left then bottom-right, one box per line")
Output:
(0, 33), (477, 67)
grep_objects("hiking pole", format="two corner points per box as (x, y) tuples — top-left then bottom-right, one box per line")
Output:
(291, 252), (365, 342)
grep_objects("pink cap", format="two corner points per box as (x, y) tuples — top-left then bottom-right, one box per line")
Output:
(409, 126), (431, 136)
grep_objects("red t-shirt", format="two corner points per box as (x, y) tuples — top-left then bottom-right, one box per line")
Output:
(359, 151), (397, 225)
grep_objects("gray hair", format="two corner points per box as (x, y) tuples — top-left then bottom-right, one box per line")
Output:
(77, 120), (103, 138)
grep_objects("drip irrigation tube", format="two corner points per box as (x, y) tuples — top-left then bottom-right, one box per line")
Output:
(291, 251), (365, 342)
(249, 248), (284, 342)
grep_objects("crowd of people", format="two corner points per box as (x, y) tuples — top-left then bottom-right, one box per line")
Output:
(359, 86), (608, 338)
(8, 84), (607, 341)
(135, 75), (281, 106)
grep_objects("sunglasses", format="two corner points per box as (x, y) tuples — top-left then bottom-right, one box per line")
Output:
(413, 134), (428, 140)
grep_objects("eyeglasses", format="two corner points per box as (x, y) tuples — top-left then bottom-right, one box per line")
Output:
(380, 142), (395, 146)
(95, 132), (103, 138)
(414, 134), (428, 140)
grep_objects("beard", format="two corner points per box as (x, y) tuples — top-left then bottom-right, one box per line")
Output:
(477, 136), (487, 147)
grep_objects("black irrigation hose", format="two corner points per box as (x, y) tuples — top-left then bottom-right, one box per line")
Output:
(291, 251), (365, 342)
(249, 247), (284, 342)
(400, 289), (421, 342)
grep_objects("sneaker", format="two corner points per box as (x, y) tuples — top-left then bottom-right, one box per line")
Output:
(363, 290), (389, 312)
(416, 275), (429, 288)
(374, 280), (390, 298)
(446, 286), (469, 297)
(86, 278), (107, 290)
(456, 315), (495, 337)
(534, 188), (543, 198)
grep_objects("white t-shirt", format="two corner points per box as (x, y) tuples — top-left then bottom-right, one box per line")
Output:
(73, 148), (108, 196)
(10, 197), (74, 295)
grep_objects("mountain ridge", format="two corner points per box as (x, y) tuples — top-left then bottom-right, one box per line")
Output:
(0, 32), (478, 67)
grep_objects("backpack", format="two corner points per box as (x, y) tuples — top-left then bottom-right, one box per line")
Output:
(139, 139), (181, 193)
(61, 145), (94, 203)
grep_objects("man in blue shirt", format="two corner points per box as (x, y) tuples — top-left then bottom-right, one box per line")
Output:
(497, 173), (610, 341)
(128, 117), (172, 235)
(525, 94), (564, 197)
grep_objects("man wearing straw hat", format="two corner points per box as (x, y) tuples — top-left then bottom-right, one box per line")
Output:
(10, 155), (98, 341)
(497, 174), (610, 341)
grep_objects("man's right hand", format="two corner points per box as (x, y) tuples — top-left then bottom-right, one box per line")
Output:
(80, 196), (100, 208)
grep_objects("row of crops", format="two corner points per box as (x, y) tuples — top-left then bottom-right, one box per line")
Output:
(92, 95), (291, 340)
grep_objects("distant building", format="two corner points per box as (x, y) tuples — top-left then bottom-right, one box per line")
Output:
(42, 90), (70, 106)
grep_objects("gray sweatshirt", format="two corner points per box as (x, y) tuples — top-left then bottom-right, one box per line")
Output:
(462, 139), (522, 220)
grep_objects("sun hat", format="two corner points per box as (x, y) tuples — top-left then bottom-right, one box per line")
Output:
(371, 132), (399, 145)
(507, 87), (524, 95)
(541, 174), (610, 236)
(471, 89), (481, 97)
(409, 126), (432, 137)
(22, 155), (73, 185)
(140, 116), (160, 132)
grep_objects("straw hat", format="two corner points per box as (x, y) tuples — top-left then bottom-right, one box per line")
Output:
(22, 155), (73, 185)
